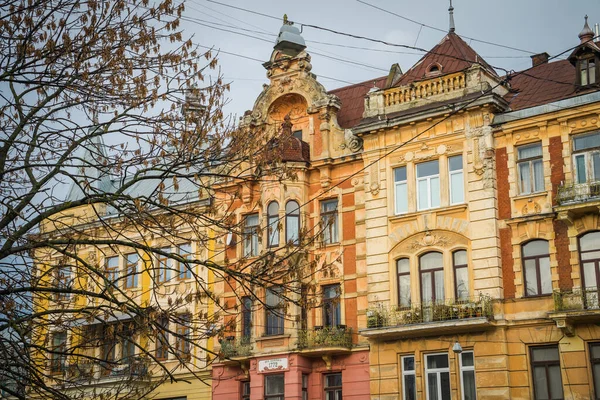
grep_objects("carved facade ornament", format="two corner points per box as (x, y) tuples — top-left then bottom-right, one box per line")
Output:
(410, 231), (451, 249)
(522, 200), (542, 215)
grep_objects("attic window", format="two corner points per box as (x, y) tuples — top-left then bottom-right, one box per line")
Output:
(580, 57), (597, 86)
(426, 63), (442, 77)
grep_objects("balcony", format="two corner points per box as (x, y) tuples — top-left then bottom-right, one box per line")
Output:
(296, 326), (353, 357)
(555, 181), (600, 224)
(100, 357), (149, 378)
(550, 288), (600, 335)
(218, 337), (253, 363)
(361, 295), (494, 340)
(66, 361), (95, 381)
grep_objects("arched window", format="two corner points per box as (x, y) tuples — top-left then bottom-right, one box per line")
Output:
(453, 250), (469, 301)
(285, 200), (300, 246)
(420, 252), (444, 303)
(522, 240), (551, 296)
(267, 202), (279, 248)
(580, 231), (600, 290)
(397, 258), (411, 308)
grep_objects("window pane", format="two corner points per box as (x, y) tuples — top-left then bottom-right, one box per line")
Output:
(265, 374), (284, 395)
(592, 343), (600, 359)
(403, 356), (415, 371)
(593, 363), (600, 398)
(532, 159), (544, 192)
(404, 375), (416, 400)
(593, 152), (600, 181)
(532, 347), (559, 362)
(427, 354), (449, 369)
(518, 162), (532, 194)
(581, 232), (600, 252)
(434, 270), (444, 301)
(455, 267), (469, 300)
(462, 370), (476, 400)
(395, 166), (407, 182)
(321, 199), (338, 213)
(450, 171), (464, 204)
(539, 256), (552, 294)
(533, 366), (549, 399)
(576, 154), (587, 184)
(440, 372), (451, 400)
(420, 252), (443, 270)
(397, 258), (410, 274)
(525, 260), (539, 296)
(574, 132), (600, 151)
(584, 262), (597, 289)
(461, 352), (474, 367)
(454, 250), (467, 266)
(427, 373), (439, 400)
(422, 273), (433, 303)
(417, 160), (439, 177)
(518, 143), (542, 159)
(399, 275), (411, 307)
(523, 240), (549, 257)
(417, 179), (428, 210)
(395, 182), (408, 214)
(431, 177), (440, 208)
(548, 365), (563, 399)
(286, 201), (300, 245)
(449, 155), (463, 171)
(325, 373), (342, 387)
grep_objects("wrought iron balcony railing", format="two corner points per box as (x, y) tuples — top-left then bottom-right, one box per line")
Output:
(219, 337), (252, 359)
(553, 288), (600, 312)
(296, 326), (353, 350)
(556, 180), (600, 205)
(366, 295), (493, 329)
(100, 357), (149, 378)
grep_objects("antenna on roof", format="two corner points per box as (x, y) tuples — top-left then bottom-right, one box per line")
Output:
(448, 0), (455, 33)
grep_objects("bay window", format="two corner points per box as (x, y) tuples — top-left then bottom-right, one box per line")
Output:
(323, 284), (341, 327)
(320, 199), (339, 244)
(265, 374), (284, 400)
(243, 213), (260, 257)
(517, 143), (544, 194)
(285, 200), (300, 245)
(324, 373), (342, 400)
(265, 287), (284, 336)
(242, 296), (252, 339)
(579, 231), (600, 308)
(417, 160), (440, 210)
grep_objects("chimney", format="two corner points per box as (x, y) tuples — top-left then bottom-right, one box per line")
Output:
(530, 52), (550, 67)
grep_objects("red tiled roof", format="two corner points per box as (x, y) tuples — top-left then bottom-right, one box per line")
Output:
(393, 32), (497, 87)
(504, 60), (578, 111)
(329, 76), (386, 129)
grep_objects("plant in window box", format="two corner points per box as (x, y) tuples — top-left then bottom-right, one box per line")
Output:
(401, 308), (422, 325)
(366, 307), (385, 328)
(431, 303), (454, 321)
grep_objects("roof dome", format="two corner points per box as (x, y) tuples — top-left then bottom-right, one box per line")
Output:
(274, 16), (306, 56)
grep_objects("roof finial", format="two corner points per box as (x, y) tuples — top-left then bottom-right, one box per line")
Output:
(579, 15), (594, 43)
(448, 0), (455, 33)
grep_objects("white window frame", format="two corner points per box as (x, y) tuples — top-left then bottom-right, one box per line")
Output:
(394, 166), (408, 214)
(516, 143), (544, 195)
(449, 155), (464, 205)
(459, 351), (477, 400)
(401, 355), (416, 400)
(425, 353), (451, 400)
(416, 160), (440, 211)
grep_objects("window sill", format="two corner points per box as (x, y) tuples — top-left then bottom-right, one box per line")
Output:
(522, 293), (553, 299)
(389, 203), (468, 222)
(256, 334), (290, 342)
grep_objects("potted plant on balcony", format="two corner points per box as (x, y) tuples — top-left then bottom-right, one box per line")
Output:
(367, 307), (385, 328)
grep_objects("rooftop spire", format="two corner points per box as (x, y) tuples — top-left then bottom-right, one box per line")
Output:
(579, 15), (594, 43)
(448, 0), (455, 33)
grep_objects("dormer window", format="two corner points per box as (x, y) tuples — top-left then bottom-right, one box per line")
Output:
(425, 63), (442, 77)
(580, 57), (597, 86)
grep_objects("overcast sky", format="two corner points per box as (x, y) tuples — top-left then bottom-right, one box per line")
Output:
(179, 0), (599, 118)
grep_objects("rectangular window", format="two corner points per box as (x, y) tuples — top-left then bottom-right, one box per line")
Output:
(460, 351), (476, 400)
(324, 373), (342, 400)
(581, 58), (597, 86)
(241, 381), (250, 400)
(50, 332), (67, 373)
(417, 160), (440, 210)
(157, 247), (172, 283)
(155, 316), (169, 360)
(264, 374), (284, 400)
(323, 284), (341, 327)
(241, 296), (252, 339)
(449, 155), (464, 204)
(105, 256), (119, 284)
(397, 259), (411, 308)
(175, 314), (191, 357)
(530, 346), (564, 400)
(302, 374), (309, 400)
(265, 287), (284, 336)
(177, 243), (192, 280)
(121, 322), (136, 364)
(101, 325), (118, 375)
(124, 253), (138, 289)
(401, 355), (416, 400)
(590, 343), (600, 400)
(425, 353), (451, 400)
(394, 166), (408, 214)
(517, 143), (544, 194)
(321, 199), (339, 244)
(243, 214), (260, 257)
(573, 131), (600, 184)
(54, 265), (71, 301)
